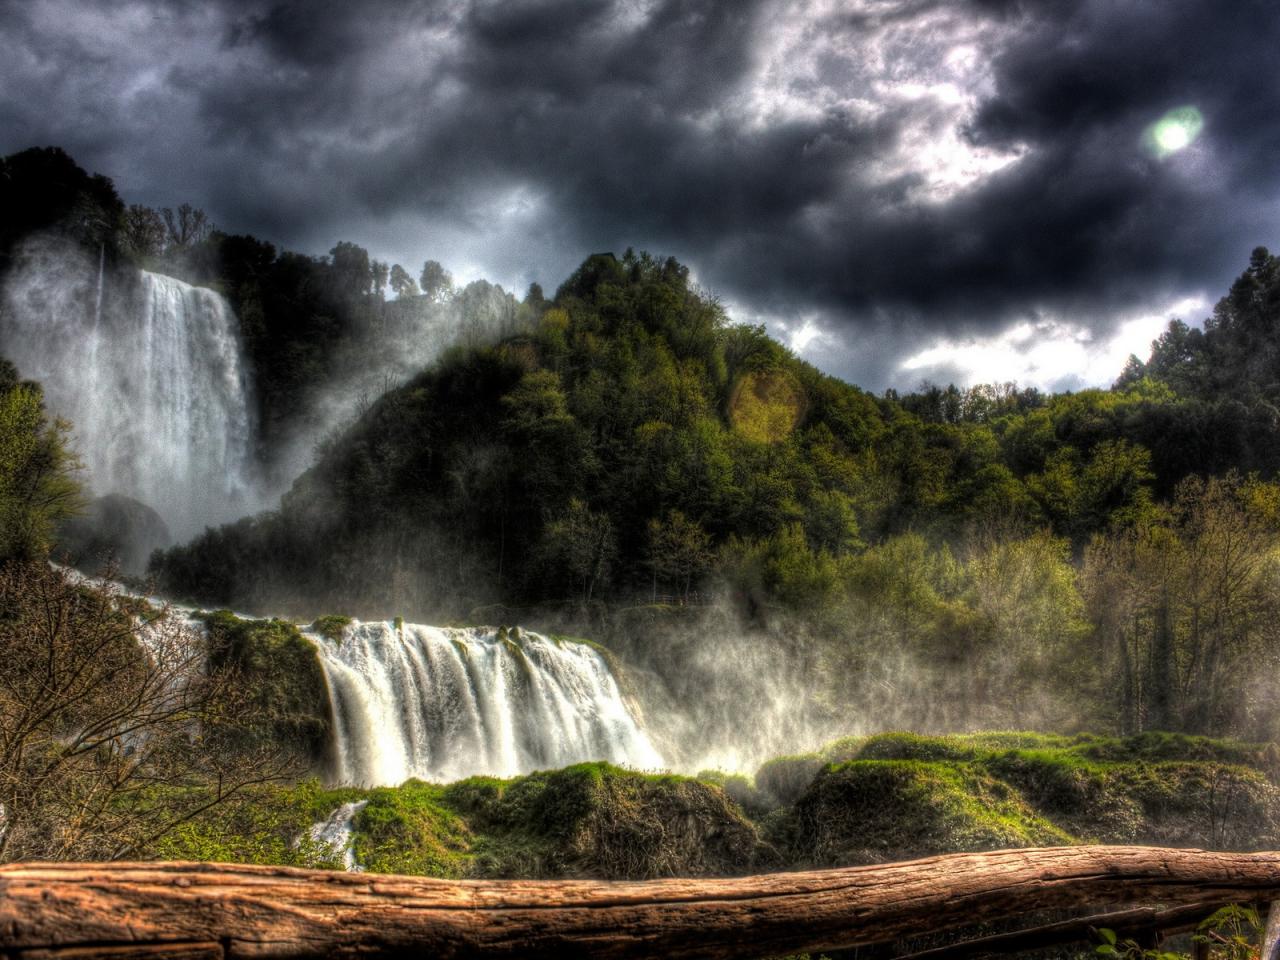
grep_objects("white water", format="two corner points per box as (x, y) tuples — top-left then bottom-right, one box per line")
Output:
(2, 239), (257, 539)
(308, 800), (367, 871)
(312, 620), (663, 786)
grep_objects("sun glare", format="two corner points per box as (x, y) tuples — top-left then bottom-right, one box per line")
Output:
(1146, 106), (1204, 158)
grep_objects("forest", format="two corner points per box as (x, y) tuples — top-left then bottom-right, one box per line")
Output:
(4, 145), (1280, 957)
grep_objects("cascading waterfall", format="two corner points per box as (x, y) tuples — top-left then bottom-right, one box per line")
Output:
(127, 271), (255, 533)
(311, 620), (663, 786)
(1, 237), (257, 538)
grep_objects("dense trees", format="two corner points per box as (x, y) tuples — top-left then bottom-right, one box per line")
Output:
(0, 146), (124, 271)
(1081, 474), (1280, 740)
(144, 244), (1280, 745)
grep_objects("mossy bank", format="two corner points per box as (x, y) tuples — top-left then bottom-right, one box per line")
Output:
(155, 731), (1280, 880)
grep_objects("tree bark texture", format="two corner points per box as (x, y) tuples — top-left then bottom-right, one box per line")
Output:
(2, 846), (1279, 959)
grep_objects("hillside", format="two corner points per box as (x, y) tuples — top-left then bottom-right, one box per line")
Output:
(152, 248), (1253, 618)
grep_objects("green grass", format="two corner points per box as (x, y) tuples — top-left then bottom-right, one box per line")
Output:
(152, 762), (764, 880)
(154, 779), (363, 868)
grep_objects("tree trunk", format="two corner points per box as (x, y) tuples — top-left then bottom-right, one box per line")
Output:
(3, 847), (1280, 959)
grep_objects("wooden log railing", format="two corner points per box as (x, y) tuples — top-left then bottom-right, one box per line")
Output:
(1, 846), (1279, 959)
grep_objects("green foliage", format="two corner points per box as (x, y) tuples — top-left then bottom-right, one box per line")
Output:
(0, 361), (82, 563)
(309, 614), (352, 643)
(1093, 925), (1183, 960)
(150, 733), (1279, 886)
(1192, 905), (1262, 960)
(646, 509), (714, 600)
(775, 731), (1280, 862)
(352, 781), (473, 876)
(540, 497), (617, 603)
(124, 242), (1280, 746)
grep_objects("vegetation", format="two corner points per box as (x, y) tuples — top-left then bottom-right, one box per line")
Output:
(6, 148), (1280, 958)
(133, 241), (1280, 749)
(160, 762), (765, 880)
(199, 611), (331, 764)
(153, 733), (1279, 886)
(0, 358), (81, 563)
(0, 562), (301, 861)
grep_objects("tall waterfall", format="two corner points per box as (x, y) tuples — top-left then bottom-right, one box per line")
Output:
(1, 237), (256, 539)
(311, 620), (663, 786)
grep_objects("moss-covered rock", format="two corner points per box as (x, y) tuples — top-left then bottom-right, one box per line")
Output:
(448, 763), (769, 879)
(778, 731), (1280, 865)
(200, 611), (331, 764)
(308, 614), (352, 643)
(792, 759), (1074, 866)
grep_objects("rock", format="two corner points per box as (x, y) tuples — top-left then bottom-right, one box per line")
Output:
(55, 492), (171, 575)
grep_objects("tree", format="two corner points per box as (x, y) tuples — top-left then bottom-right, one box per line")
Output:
(1081, 473), (1280, 739)
(420, 260), (453, 302)
(160, 203), (211, 249)
(646, 510), (713, 600)
(0, 563), (297, 861)
(389, 263), (419, 298)
(370, 260), (389, 300)
(0, 361), (81, 564)
(328, 241), (373, 302)
(541, 498), (617, 603)
(121, 205), (167, 258)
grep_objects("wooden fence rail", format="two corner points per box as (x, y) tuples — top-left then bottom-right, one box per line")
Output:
(2, 846), (1279, 959)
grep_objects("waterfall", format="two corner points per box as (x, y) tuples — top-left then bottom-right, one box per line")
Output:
(307, 800), (367, 871)
(93, 245), (105, 327)
(311, 620), (663, 786)
(1, 237), (257, 539)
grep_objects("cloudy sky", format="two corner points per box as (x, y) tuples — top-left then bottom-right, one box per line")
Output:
(3, 0), (1276, 392)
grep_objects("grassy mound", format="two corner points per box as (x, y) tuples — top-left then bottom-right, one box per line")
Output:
(793, 760), (1072, 865)
(768, 731), (1280, 866)
(157, 763), (765, 880)
(200, 611), (332, 762)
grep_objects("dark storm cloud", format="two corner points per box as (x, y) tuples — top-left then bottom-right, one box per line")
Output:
(3, 0), (1278, 389)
